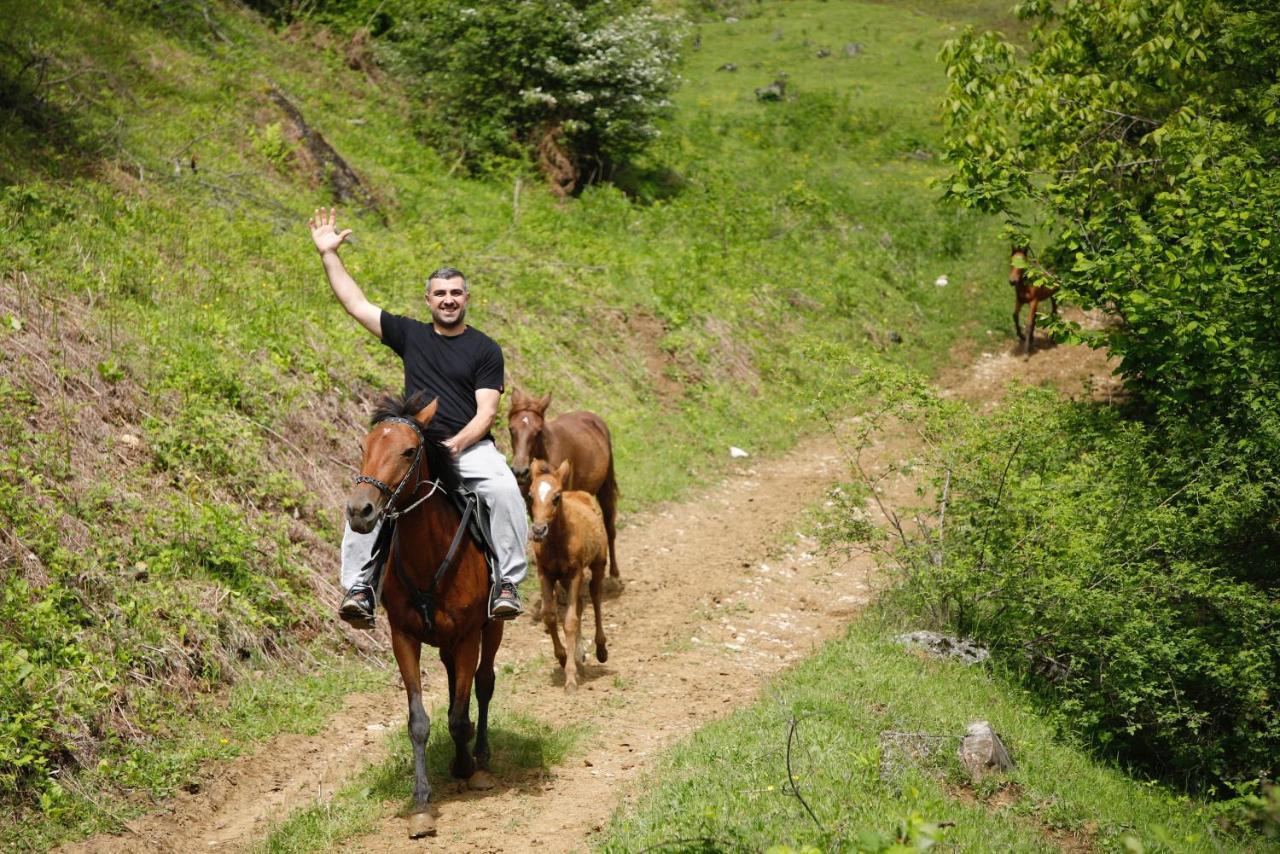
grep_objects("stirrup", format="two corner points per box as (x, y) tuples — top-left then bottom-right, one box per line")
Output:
(339, 585), (376, 630)
(489, 583), (522, 621)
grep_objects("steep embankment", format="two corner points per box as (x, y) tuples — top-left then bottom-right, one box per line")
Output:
(2, 0), (1013, 847)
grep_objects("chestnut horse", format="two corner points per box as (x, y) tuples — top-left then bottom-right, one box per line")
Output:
(508, 389), (620, 580)
(346, 393), (503, 839)
(1011, 245), (1058, 357)
(528, 458), (609, 692)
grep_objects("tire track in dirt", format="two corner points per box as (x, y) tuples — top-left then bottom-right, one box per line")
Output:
(60, 332), (1115, 853)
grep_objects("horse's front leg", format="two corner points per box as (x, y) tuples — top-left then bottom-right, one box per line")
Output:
(447, 632), (481, 782)
(1025, 296), (1039, 357)
(391, 630), (435, 839)
(540, 570), (567, 669)
(562, 568), (585, 692)
(469, 620), (504, 791)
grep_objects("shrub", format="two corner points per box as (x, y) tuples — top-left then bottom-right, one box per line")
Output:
(825, 368), (1280, 789)
(382, 0), (685, 193)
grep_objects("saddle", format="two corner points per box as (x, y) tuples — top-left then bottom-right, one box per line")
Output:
(370, 486), (501, 630)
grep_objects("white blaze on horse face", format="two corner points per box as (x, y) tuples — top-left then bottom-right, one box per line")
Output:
(522, 416), (530, 424)
(536, 479), (554, 505)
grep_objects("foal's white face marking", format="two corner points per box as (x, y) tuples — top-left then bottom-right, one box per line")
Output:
(522, 416), (530, 425)
(536, 480), (554, 503)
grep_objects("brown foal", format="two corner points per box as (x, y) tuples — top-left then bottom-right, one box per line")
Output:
(1010, 245), (1058, 357)
(528, 458), (609, 692)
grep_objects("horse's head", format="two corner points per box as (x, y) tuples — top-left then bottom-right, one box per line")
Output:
(347, 396), (439, 533)
(508, 388), (552, 485)
(1010, 245), (1030, 285)
(528, 458), (571, 542)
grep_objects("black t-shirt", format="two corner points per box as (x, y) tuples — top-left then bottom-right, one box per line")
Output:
(380, 311), (505, 439)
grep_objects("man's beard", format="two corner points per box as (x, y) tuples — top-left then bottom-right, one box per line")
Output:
(432, 307), (466, 330)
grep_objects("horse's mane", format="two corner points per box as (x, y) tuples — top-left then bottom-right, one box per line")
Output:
(370, 392), (464, 496)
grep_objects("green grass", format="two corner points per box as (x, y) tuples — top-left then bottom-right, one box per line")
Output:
(597, 615), (1259, 853)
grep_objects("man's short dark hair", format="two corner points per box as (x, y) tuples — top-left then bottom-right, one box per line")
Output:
(426, 267), (468, 293)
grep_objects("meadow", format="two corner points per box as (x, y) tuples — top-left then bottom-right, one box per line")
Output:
(0, 0), (1012, 846)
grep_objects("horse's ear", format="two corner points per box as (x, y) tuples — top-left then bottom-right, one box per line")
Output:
(556, 458), (572, 486)
(511, 387), (528, 409)
(536, 392), (552, 414)
(414, 398), (439, 427)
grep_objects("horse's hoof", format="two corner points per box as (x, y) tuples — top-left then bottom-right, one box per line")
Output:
(468, 770), (497, 791)
(565, 681), (578, 694)
(596, 644), (608, 663)
(408, 811), (437, 839)
(603, 577), (624, 597)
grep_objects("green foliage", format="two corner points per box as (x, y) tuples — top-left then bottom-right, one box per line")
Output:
(830, 370), (1280, 790)
(381, 0), (685, 186)
(251, 121), (294, 170)
(940, 0), (1280, 423)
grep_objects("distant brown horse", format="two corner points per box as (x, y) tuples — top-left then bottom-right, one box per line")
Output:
(508, 389), (620, 580)
(346, 393), (503, 839)
(1011, 245), (1058, 357)
(528, 458), (609, 692)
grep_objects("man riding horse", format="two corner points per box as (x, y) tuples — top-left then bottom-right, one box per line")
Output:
(309, 207), (526, 625)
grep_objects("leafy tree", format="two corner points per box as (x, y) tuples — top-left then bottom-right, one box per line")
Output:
(940, 0), (1280, 423)
(382, 0), (684, 194)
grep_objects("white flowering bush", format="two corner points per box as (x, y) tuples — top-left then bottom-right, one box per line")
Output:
(383, 0), (684, 192)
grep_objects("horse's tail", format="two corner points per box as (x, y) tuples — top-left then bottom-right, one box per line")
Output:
(598, 428), (621, 580)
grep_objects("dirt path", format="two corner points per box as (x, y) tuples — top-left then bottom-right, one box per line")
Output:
(60, 327), (1116, 854)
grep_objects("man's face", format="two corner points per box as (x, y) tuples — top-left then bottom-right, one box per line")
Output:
(425, 275), (468, 330)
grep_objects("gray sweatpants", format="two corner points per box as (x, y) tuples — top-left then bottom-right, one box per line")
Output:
(340, 439), (528, 590)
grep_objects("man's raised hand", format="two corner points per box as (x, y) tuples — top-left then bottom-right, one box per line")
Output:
(309, 207), (353, 255)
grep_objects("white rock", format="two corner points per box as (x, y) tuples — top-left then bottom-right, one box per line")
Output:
(729, 446), (750, 458)
(957, 720), (1015, 779)
(934, 275), (949, 287)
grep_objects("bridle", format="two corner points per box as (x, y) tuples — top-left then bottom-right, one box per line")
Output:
(355, 416), (444, 522)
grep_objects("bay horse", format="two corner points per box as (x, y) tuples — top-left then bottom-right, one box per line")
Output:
(508, 389), (620, 581)
(528, 458), (609, 692)
(346, 393), (503, 839)
(1010, 245), (1058, 357)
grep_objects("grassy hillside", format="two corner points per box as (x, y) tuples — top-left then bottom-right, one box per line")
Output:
(600, 616), (1252, 852)
(0, 0), (1009, 845)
